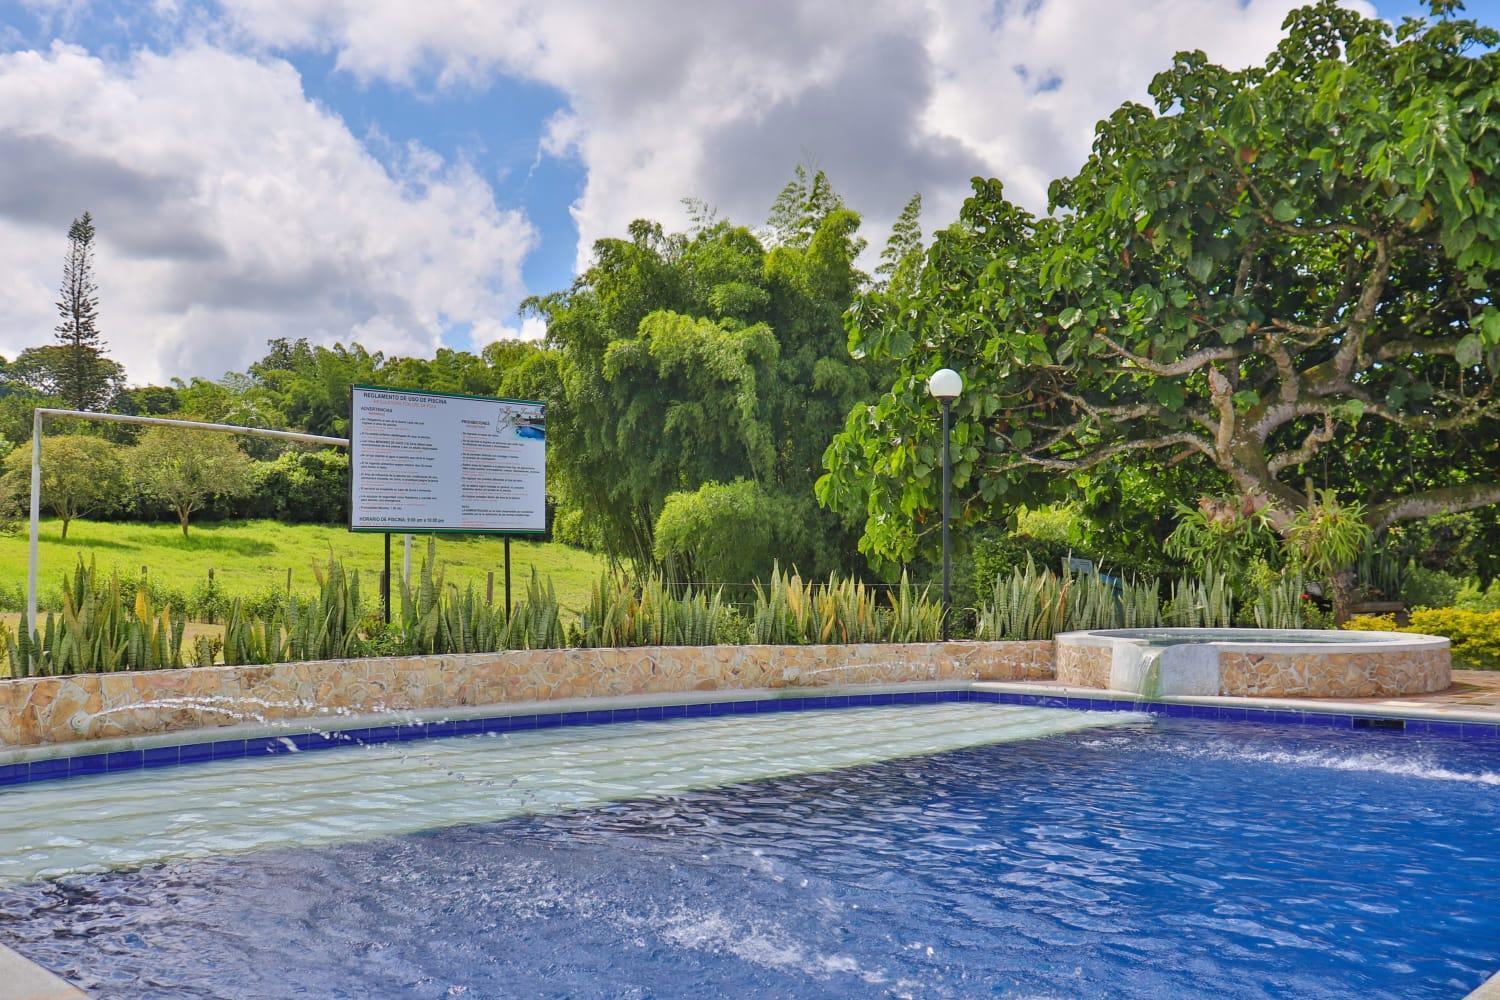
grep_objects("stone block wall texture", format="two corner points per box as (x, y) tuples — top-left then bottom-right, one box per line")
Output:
(0, 641), (1056, 750)
(1053, 637), (1450, 699)
(1217, 648), (1450, 698)
(1055, 643), (1112, 689)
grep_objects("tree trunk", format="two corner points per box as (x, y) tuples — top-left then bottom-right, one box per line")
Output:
(179, 510), (191, 539)
(1330, 567), (1358, 626)
(60, 516), (70, 541)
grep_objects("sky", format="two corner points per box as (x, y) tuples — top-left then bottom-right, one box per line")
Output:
(0, 0), (1491, 385)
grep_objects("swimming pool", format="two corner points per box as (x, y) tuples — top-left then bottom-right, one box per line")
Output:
(1, 704), (1496, 998)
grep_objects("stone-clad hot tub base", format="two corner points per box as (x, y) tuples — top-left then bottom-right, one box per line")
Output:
(1055, 628), (1450, 699)
(0, 640), (1055, 750)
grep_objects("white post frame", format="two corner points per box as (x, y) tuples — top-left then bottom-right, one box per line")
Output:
(26, 407), (348, 630)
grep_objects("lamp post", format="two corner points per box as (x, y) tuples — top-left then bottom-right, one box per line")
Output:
(927, 368), (963, 640)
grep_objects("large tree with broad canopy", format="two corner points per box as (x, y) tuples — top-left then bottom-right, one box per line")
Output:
(819, 2), (1500, 592)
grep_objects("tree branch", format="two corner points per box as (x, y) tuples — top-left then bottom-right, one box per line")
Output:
(1057, 391), (1158, 424)
(1259, 330), (1303, 405)
(1207, 367), (1236, 459)
(1093, 331), (1246, 377)
(1268, 412), (1335, 474)
(1334, 234), (1391, 377)
(1368, 483), (1500, 533)
(1005, 432), (1216, 472)
(1375, 337), (1468, 360)
(1267, 317), (1345, 344)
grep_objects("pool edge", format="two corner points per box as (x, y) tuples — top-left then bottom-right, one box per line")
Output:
(1468, 969), (1500, 999)
(3, 680), (1496, 791)
(0, 940), (88, 999)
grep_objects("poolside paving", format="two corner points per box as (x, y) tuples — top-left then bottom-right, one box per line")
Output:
(1303, 668), (1500, 718)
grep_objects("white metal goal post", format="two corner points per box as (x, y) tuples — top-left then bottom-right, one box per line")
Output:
(24, 407), (350, 628)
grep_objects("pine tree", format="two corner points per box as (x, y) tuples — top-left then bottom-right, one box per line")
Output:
(54, 211), (110, 410)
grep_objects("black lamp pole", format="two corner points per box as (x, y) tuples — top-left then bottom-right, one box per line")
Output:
(941, 397), (952, 641)
(928, 367), (961, 641)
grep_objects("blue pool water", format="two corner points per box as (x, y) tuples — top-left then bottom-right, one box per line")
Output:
(1, 716), (1497, 998)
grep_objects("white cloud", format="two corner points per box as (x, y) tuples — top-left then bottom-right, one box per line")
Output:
(1, 0), (1384, 384)
(0, 42), (535, 383)
(213, 0), (983, 267)
(924, 0), (1377, 207)
(213, 0), (1375, 270)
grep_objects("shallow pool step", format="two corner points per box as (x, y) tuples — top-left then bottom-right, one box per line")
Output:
(0, 704), (1141, 884)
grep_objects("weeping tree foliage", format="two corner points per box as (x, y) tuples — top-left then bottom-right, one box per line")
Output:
(820, 3), (1500, 602)
(515, 168), (887, 578)
(652, 478), (788, 583)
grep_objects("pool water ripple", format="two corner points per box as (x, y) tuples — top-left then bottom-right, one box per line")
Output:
(0, 709), (1496, 998)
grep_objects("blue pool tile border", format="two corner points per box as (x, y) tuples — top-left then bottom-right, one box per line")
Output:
(2, 686), (1495, 790)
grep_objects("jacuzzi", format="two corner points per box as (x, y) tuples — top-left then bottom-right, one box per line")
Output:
(1054, 627), (1451, 699)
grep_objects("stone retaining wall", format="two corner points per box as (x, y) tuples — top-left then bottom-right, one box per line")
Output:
(1217, 648), (1451, 698)
(0, 640), (1056, 750)
(1055, 642), (1112, 689)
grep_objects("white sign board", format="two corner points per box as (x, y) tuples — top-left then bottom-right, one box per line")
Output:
(349, 385), (546, 534)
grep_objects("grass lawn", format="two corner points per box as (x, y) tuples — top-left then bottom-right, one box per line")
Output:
(0, 518), (608, 619)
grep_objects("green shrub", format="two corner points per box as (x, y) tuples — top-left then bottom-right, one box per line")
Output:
(242, 586), (289, 622)
(6, 558), (187, 676)
(1346, 608), (1500, 670)
(1407, 608), (1500, 670)
(716, 606), (751, 645)
(0, 578), (24, 612)
(1014, 504), (1083, 544)
(974, 558), (1165, 640)
(969, 532), (1074, 601)
(1342, 613), (1399, 631)
(1402, 565), (1463, 609)
(1454, 578), (1500, 613)
(283, 556), (365, 661)
(76, 572), (188, 618)
(188, 575), (231, 624)
(246, 449), (348, 523)
(578, 573), (734, 648)
(551, 505), (603, 551)
(748, 566), (943, 645)
(653, 479), (784, 584)
(1302, 599), (1335, 630)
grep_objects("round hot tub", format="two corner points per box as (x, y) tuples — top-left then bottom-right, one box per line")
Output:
(1054, 627), (1450, 699)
